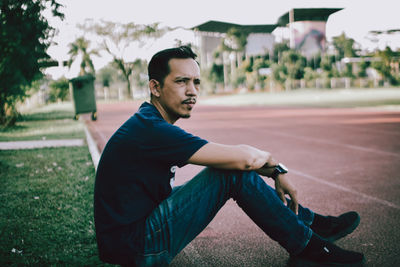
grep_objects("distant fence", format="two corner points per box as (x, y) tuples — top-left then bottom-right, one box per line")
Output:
(94, 81), (149, 100)
(265, 77), (383, 92)
(94, 78), (387, 100)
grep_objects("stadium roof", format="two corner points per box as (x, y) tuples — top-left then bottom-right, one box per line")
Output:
(192, 20), (277, 34)
(277, 8), (343, 26)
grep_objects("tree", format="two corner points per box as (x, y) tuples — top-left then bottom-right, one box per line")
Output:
(130, 59), (149, 93)
(332, 33), (357, 59)
(97, 63), (117, 88)
(79, 20), (168, 98)
(222, 27), (248, 53)
(67, 37), (99, 75)
(281, 50), (306, 80)
(273, 41), (290, 63)
(0, 0), (64, 126)
(48, 77), (69, 102)
(372, 46), (400, 85)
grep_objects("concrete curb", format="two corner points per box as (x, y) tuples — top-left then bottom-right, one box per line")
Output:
(83, 122), (100, 171)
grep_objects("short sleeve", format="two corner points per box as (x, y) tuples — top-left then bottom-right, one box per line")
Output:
(139, 121), (208, 167)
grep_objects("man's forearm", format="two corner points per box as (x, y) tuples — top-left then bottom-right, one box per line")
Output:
(188, 142), (272, 170)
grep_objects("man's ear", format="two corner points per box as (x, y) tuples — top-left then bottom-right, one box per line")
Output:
(149, 79), (161, 97)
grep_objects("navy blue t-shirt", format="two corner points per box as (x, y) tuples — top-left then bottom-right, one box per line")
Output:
(94, 102), (208, 264)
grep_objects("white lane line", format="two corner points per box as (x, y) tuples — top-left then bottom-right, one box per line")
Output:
(267, 130), (400, 158)
(291, 169), (400, 210)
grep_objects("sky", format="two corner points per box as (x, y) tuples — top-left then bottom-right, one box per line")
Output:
(45, 0), (400, 79)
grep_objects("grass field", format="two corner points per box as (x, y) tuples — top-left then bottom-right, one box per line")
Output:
(0, 103), (85, 142)
(0, 103), (109, 266)
(200, 87), (400, 108)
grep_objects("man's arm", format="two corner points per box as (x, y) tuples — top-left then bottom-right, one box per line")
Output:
(188, 142), (299, 214)
(188, 142), (276, 170)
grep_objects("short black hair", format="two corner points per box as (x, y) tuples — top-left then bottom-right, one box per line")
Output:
(148, 46), (197, 87)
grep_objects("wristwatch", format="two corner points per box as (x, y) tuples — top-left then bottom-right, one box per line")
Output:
(271, 163), (288, 180)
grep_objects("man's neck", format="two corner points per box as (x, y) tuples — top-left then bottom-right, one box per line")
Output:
(149, 99), (177, 124)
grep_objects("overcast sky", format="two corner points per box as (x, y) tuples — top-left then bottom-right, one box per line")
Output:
(46, 0), (400, 78)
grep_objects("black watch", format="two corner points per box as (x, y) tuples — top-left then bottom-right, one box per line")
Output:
(271, 163), (288, 180)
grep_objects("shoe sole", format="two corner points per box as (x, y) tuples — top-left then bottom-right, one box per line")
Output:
(327, 214), (360, 242)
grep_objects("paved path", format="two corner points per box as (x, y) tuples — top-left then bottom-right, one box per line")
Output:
(84, 101), (400, 266)
(0, 139), (85, 150)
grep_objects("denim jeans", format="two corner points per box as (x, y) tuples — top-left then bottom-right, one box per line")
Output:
(134, 167), (314, 266)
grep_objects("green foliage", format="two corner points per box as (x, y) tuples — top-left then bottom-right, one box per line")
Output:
(321, 54), (340, 78)
(307, 53), (321, 69)
(273, 41), (290, 63)
(253, 57), (270, 70)
(357, 60), (370, 78)
(303, 67), (319, 82)
(208, 64), (224, 84)
(281, 50), (306, 80)
(242, 59), (253, 73)
(332, 32), (357, 59)
(271, 50), (306, 85)
(48, 77), (70, 103)
(97, 65), (114, 88)
(232, 68), (247, 88)
(372, 46), (400, 85)
(0, 0), (64, 127)
(272, 63), (288, 85)
(222, 27), (248, 52)
(131, 58), (149, 90)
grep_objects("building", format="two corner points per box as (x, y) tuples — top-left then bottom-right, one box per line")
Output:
(276, 8), (343, 58)
(192, 20), (277, 69)
(192, 8), (343, 66)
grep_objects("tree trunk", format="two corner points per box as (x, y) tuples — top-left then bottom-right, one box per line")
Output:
(0, 100), (18, 127)
(125, 76), (132, 99)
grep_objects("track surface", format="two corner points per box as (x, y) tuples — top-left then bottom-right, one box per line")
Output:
(85, 101), (400, 266)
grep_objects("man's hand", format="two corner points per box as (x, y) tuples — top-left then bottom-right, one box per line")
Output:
(274, 174), (299, 215)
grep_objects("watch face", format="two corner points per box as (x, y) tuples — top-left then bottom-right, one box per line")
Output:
(277, 163), (288, 173)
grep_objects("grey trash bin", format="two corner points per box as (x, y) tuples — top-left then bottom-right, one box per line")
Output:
(69, 74), (97, 121)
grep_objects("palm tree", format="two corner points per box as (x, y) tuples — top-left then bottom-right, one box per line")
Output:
(67, 37), (99, 76)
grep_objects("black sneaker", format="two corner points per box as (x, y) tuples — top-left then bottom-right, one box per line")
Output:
(290, 234), (365, 266)
(311, 211), (360, 242)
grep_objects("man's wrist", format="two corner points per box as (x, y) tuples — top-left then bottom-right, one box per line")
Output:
(271, 163), (288, 180)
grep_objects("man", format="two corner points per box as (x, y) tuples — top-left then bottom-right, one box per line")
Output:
(94, 46), (364, 266)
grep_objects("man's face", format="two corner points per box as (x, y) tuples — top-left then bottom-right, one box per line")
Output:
(156, 58), (200, 123)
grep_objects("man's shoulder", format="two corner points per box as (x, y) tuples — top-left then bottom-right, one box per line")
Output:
(132, 102), (164, 124)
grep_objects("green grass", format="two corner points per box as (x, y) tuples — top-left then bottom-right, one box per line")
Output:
(0, 103), (85, 142)
(201, 87), (400, 108)
(0, 103), (112, 266)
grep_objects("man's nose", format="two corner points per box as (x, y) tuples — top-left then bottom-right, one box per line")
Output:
(186, 81), (198, 96)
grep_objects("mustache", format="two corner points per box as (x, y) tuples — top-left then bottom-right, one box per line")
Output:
(182, 98), (196, 104)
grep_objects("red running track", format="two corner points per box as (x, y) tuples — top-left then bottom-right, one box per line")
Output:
(84, 101), (400, 266)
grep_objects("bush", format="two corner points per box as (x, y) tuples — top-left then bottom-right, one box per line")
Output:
(48, 77), (70, 103)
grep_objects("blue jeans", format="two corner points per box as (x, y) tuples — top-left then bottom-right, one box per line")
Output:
(135, 168), (313, 266)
